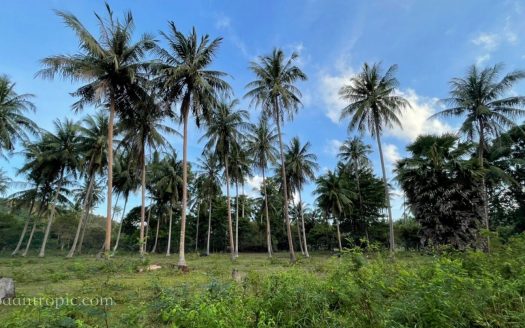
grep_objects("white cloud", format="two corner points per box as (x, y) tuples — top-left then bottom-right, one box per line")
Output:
(215, 16), (231, 29)
(245, 175), (263, 197)
(324, 139), (343, 156)
(476, 53), (491, 65)
(384, 143), (401, 165)
(318, 58), (356, 123)
(385, 89), (453, 141)
(471, 33), (499, 50)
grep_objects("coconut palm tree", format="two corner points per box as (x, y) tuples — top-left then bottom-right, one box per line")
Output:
(339, 62), (410, 252)
(245, 48), (307, 262)
(155, 22), (230, 268)
(112, 150), (140, 255)
(245, 117), (278, 257)
(229, 143), (251, 257)
(119, 89), (177, 255)
(0, 75), (38, 159)
(338, 137), (372, 238)
(196, 151), (222, 256)
(201, 98), (250, 259)
(285, 137), (319, 257)
(38, 4), (155, 255)
(67, 112), (108, 257)
(152, 152), (183, 256)
(431, 64), (525, 245)
(314, 170), (353, 252)
(37, 119), (81, 257)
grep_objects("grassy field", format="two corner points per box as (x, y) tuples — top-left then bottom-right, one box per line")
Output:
(1, 243), (524, 327)
(0, 252), (338, 326)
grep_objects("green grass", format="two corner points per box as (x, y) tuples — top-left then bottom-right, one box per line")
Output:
(1, 240), (525, 327)
(0, 252), (336, 326)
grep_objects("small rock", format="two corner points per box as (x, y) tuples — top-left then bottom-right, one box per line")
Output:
(0, 278), (15, 300)
(146, 264), (162, 271)
(232, 269), (244, 283)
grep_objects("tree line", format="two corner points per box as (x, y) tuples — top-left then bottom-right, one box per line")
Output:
(1, 4), (525, 265)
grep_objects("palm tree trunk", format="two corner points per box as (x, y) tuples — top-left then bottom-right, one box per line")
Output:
(235, 181), (239, 258)
(112, 195), (128, 255)
(297, 220), (304, 255)
(178, 101), (190, 268)
(152, 212), (161, 253)
(67, 174), (95, 258)
(478, 123), (490, 252)
(140, 150), (146, 256)
(355, 166), (367, 241)
(375, 127), (395, 253)
(22, 214), (39, 257)
(225, 156), (235, 260)
(241, 183), (245, 219)
(195, 201), (200, 252)
(12, 199), (36, 256)
(298, 191), (309, 257)
(104, 96), (116, 255)
(336, 216), (342, 252)
(262, 167), (272, 257)
(206, 197), (212, 256)
(166, 202), (173, 256)
(39, 170), (64, 257)
(144, 201), (153, 253)
(274, 106), (296, 262)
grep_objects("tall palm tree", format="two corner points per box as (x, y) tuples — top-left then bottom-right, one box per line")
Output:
(196, 151), (221, 256)
(67, 112), (108, 257)
(38, 4), (155, 255)
(201, 98), (250, 259)
(229, 143), (251, 257)
(112, 150), (140, 254)
(152, 152), (183, 256)
(338, 137), (372, 238)
(285, 137), (319, 257)
(339, 62), (410, 252)
(119, 89), (176, 255)
(314, 170), (353, 252)
(245, 117), (278, 257)
(0, 75), (38, 159)
(155, 22), (230, 268)
(431, 64), (525, 245)
(38, 119), (81, 257)
(245, 48), (307, 262)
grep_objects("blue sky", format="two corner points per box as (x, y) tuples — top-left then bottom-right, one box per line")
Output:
(2, 0), (525, 220)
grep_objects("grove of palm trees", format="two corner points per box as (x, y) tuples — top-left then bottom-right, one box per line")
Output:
(1, 2), (525, 327)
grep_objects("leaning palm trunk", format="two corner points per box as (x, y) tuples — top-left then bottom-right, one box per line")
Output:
(22, 215), (39, 257)
(262, 168), (272, 257)
(67, 174), (95, 258)
(375, 125), (394, 253)
(178, 108), (190, 267)
(297, 221), (304, 255)
(12, 199), (36, 256)
(112, 195), (128, 255)
(195, 201), (200, 252)
(39, 171), (64, 257)
(166, 202), (173, 256)
(224, 157), (235, 260)
(140, 151), (146, 256)
(104, 97), (116, 255)
(151, 213), (161, 253)
(234, 182), (239, 258)
(335, 216), (342, 252)
(299, 191), (309, 257)
(206, 197), (212, 256)
(274, 107), (296, 262)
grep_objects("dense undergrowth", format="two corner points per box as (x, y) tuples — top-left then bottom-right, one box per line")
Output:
(2, 235), (525, 327)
